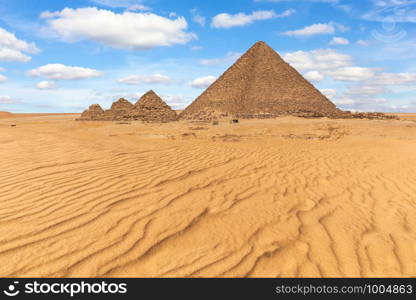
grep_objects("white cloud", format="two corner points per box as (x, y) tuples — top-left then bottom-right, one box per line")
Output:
(0, 95), (15, 104)
(28, 64), (103, 80)
(333, 96), (388, 109)
(320, 88), (337, 99)
(332, 71), (416, 111)
(118, 75), (141, 85)
(0, 48), (31, 63)
(0, 28), (39, 54)
(344, 85), (386, 96)
(161, 94), (191, 108)
(190, 46), (203, 51)
(356, 39), (370, 46)
(336, 23), (350, 33)
(329, 37), (350, 45)
(283, 23), (335, 37)
(118, 74), (172, 85)
(127, 4), (151, 11)
(304, 71), (324, 82)
(36, 81), (57, 89)
(200, 51), (242, 65)
(284, 49), (352, 71)
(326, 66), (375, 81)
(190, 8), (206, 27)
(188, 75), (217, 88)
(212, 9), (294, 29)
(373, 72), (416, 85)
(361, 1), (416, 23)
(41, 7), (196, 49)
(0, 27), (39, 62)
(0, 75), (8, 82)
(255, 0), (340, 2)
(89, 0), (149, 9)
(333, 98), (356, 106)
(285, 49), (376, 82)
(0, 68), (6, 82)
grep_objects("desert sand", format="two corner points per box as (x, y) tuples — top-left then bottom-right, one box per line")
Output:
(0, 113), (415, 278)
(0, 111), (13, 118)
(387, 113), (416, 122)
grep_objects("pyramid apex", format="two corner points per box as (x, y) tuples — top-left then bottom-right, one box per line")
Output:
(249, 40), (275, 51)
(90, 104), (102, 108)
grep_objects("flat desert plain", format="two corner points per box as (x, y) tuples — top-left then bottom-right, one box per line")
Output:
(0, 114), (415, 278)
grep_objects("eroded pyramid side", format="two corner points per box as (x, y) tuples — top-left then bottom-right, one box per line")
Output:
(78, 104), (105, 120)
(129, 90), (177, 123)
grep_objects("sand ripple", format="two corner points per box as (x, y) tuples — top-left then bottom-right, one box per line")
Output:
(0, 115), (415, 277)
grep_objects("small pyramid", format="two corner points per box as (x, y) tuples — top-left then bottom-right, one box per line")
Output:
(103, 98), (134, 120)
(129, 90), (177, 123)
(180, 41), (341, 120)
(78, 104), (104, 120)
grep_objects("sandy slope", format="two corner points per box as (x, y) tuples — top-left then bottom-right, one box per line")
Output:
(0, 115), (415, 278)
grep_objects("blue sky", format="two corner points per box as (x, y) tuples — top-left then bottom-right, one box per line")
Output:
(0, 0), (415, 112)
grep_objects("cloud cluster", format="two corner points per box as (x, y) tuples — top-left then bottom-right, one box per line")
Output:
(326, 67), (375, 81)
(285, 49), (377, 81)
(0, 27), (39, 62)
(0, 95), (15, 104)
(320, 88), (337, 99)
(304, 71), (325, 82)
(127, 4), (151, 11)
(89, 0), (151, 10)
(212, 9), (294, 29)
(190, 8), (206, 27)
(36, 81), (57, 89)
(283, 22), (348, 37)
(284, 49), (352, 71)
(28, 64), (103, 80)
(41, 7), (196, 49)
(188, 76), (217, 88)
(118, 74), (172, 85)
(285, 47), (416, 110)
(356, 40), (370, 46)
(254, 0), (339, 3)
(0, 68), (7, 83)
(329, 37), (350, 45)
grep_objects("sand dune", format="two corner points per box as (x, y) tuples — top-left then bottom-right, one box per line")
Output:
(0, 115), (415, 278)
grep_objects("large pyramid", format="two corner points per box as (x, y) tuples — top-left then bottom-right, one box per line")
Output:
(180, 41), (341, 120)
(128, 90), (178, 123)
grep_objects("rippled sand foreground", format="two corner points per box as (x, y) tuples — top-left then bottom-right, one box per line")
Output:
(0, 114), (415, 277)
